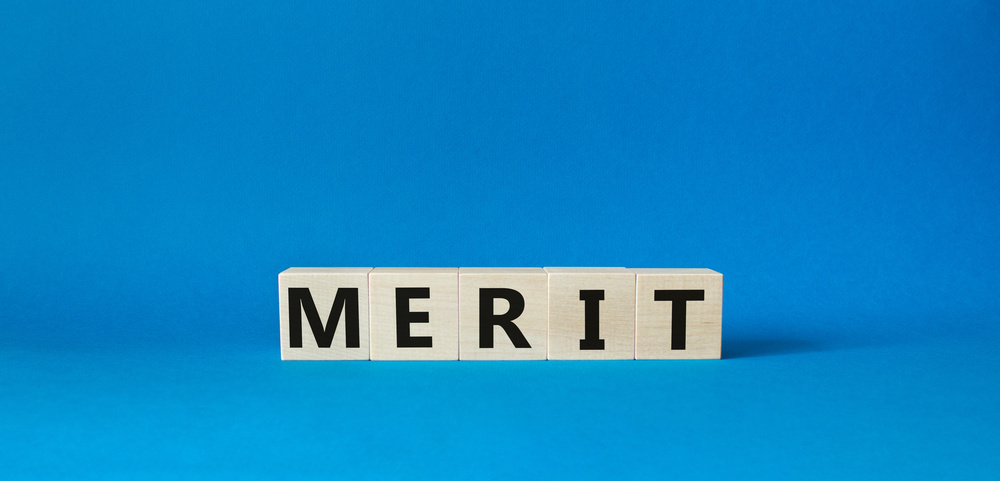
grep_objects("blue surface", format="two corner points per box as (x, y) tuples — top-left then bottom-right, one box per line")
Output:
(2, 1), (999, 478)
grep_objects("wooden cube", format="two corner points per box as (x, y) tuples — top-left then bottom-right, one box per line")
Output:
(279, 268), (372, 360)
(459, 268), (548, 360)
(545, 267), (636, 360)
(633, 268), (723, 359)
(369, 268), (459, 360)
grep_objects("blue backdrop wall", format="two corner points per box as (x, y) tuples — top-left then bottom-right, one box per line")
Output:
(2, 1), (998, 478)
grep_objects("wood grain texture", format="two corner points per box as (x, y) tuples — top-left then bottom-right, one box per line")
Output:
(459, 268), (547, 360)
(369, 268), (459, 360)
(633, 268), (723, 360)
(545, 267), (635, 360)
(279, 267), (372, 360)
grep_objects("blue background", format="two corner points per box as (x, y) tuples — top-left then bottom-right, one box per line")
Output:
(2, 1), (998, 478)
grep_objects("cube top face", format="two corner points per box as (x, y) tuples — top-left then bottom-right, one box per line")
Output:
(634, 270), (723, 360)
(371, 267), (458, 275)
(459, 267), (544, 275)
(459, 268), (547, 360)
(279, 268), (372, 360)
(369, 268), (459, 360)
(281, 267), (374, 276)
(544, 267), (627, 274)
(546, 269), (636, 360)
(629, 268), (721, 276)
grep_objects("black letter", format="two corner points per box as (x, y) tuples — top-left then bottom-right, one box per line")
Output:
(396, 287), (432, 348)
(579, 290), (605, 350)
(479, 288), (530, 349)
(654, 290), (705, 350)
(288, 288), (360, 348)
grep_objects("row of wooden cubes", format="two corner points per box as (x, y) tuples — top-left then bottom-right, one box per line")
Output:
(279, 267), (722, 360)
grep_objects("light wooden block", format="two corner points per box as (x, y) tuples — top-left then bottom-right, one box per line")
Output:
(279, 268), (372, 360)
(369, 268), (459, 360)
(459, 268), (547, 360)
(545, 267), (636, 360)
(633, 268), (722, 359)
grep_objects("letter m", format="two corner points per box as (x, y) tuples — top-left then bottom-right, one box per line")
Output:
(288, 287), (360, 348)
